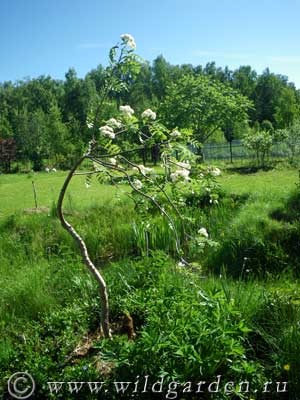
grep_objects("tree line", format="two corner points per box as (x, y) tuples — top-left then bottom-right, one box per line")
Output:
(0, 55), (300, 171)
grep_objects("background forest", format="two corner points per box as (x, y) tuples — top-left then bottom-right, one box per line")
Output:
(1, 56), (300, 171)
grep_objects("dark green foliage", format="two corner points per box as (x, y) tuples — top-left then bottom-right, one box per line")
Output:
(0, 137), (16, 172)
(270, 189), (300, 223)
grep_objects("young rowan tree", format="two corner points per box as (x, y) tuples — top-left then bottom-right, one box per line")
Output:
(57, 35), (222, 338)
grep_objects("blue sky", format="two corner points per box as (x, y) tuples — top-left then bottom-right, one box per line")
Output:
(1, 0), (300, 87)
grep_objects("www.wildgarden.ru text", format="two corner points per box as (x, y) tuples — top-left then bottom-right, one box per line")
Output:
(47, 375), (288, 398)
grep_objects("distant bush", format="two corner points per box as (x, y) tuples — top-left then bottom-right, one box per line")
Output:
(243, 129), (273, 166)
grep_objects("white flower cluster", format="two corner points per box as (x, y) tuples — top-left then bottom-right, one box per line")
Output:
(119, 105), (135, 117)
(198, 227), (209, 238)
(45, 167), (57, 173)
(177, 161), (191, 170)
(134, 164), (153, 175)
(121, 33), (136, 49)
(133, 179), (143, 190)
(86, 120), (94, 129)
(141, 108), (156, 120)
(85, 139), (96, 155)
(170, 130), (181, 138)
(108, 157), (117, 165)
(99, 125), (115, 139)
(107, 118), (122, 129)
(170, 169), (190, 182)
(208, 166), (221, 177)
(177, 261), (186, 268)
(170, 161), (191, 182)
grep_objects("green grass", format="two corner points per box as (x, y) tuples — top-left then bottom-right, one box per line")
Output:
(202, 168), (300, 277)
(1, 251), (299, 398)
(220, 168), (298, 198)
(0, 171), (124, 218)
(0, 167), (298, 217)
(0, 166), (300, 399)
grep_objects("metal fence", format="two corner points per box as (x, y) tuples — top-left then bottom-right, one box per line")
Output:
(202, 140), (297, 161)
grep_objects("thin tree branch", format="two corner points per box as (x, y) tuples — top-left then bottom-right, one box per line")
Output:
(119, 155), (188, 240)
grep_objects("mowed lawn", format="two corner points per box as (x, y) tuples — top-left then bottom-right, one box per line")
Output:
(0, 167), (298, 218)
(0, 172), (123, 219)
(220, 167), (299, 198)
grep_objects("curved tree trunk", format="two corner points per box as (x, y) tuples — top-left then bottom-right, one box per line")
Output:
(57, 156), (112, 338)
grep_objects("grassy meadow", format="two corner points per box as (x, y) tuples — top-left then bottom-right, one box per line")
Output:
(1, 167), (297, 216)
(0, 164), (300, 399)
(0, 171), (124, 218)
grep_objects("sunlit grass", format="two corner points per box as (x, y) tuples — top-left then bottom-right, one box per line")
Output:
(0, 171), (126, 218)
(219, 168), (298, 198)
(0, 167), (298, 218)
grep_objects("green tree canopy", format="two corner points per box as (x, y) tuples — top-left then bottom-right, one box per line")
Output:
(160, 74), (253, 143)
(253, 68), (300, 127)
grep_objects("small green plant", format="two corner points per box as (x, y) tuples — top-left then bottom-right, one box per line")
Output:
(243, 129), (273, 166)
(277, 120), (300, 161)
